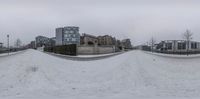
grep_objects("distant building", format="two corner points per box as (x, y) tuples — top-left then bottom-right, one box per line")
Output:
(136, 45), (151, 51)
(121, 39), (132, 49)
(56, 26), (80, 46)
(0, 43), (3, 48)
(156, 40), (200, 52)
(80, 33), (98, 45)
(36, 36), (54, 47)
(97, 35), (116, 46)
(115, 40), (122, 51)
(51, 37), (56, 42)
(30, 41), (36, 49)
(80, 34), (117, 46)
(50, 37), (56, 46)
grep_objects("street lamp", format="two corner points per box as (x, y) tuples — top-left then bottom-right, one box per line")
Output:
(7, 35), (9, 55)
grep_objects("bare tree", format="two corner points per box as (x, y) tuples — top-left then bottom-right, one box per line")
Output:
(183, 29), (193, 55)
(149, 37), (156, 52)
(15, 38), (22, 48)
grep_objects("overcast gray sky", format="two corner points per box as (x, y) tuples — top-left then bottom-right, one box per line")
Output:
(0, 0), (200, 46)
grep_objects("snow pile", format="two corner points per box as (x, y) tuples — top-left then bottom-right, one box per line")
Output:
(0, 49), (200, 99)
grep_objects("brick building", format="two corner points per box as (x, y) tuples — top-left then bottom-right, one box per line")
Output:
(97, 35), (116, 46)
(80, 33), (98, 45)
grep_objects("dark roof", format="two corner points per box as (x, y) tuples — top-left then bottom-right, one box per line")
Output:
(83, 33), (97, 38)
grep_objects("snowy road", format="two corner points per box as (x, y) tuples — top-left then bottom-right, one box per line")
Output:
(0, 49), (200, 99)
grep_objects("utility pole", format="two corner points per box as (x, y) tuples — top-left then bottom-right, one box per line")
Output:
(7, 35), (9, 55)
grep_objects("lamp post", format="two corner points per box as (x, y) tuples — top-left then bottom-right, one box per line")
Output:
(7, 35), (9, 55)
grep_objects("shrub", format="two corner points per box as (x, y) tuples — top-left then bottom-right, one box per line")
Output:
(44, 44), (77, 56)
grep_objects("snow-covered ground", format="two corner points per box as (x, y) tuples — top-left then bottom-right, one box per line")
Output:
(0, 49), (200, 99)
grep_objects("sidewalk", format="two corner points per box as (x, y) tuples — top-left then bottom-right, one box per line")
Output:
(143, 50), (200, 59)
(45, 51), (125, 61)
(0, 50), (26, 57)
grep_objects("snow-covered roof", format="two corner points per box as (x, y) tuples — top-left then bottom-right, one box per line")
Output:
(162, 40), (200, 43)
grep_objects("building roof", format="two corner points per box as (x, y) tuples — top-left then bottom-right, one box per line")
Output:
(122, 39), (130, 42)
(82, 33), (97, 38)
(36, 35), (49, 39)
(162, 40), (200, 43)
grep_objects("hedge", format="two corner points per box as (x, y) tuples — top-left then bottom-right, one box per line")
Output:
(44, 44), (77, 56)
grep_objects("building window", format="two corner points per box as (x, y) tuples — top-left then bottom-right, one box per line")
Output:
(70, 31), (74, 33)
(65, 31), (70, 34)
(72, 38), (76, 41)
(166, 43), (172, 50)
(178, 42), (186, 50)
(64, 34), (68, 38)
(191, 42), (197, 49)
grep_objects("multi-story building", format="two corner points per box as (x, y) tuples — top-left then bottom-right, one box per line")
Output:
(156, 40), (200, 52)
(56, 26), (80, 46)
(36, 36), (54, 47)
(56, 27), (63, 45)
(97, 35), (116, 46)
(121, 39), (132, 49)
(80, 34), (117, 46)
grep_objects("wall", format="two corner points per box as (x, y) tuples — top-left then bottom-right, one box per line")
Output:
(77, 45), (115, 55)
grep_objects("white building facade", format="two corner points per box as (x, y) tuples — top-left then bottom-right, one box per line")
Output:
(56, 26), (80, 46)
(156, 40), (200, 52)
